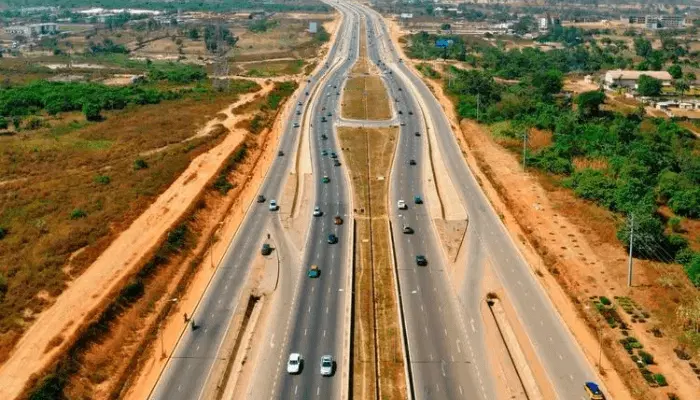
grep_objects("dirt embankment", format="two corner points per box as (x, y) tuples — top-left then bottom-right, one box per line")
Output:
(0, 82), (283, 400)
(338, 126), (406, 400)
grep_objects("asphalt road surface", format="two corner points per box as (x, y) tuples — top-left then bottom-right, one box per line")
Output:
(359, 2), (602, 399)
(148, 5), (356, 399)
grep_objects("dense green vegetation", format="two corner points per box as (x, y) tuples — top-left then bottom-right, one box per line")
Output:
(147, 62), (207, 84)
(0, 81), (182, 121)
(407, 32), (630, 75)
(445, 64), (700, 285)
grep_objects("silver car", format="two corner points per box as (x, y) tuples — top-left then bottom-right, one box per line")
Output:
(320, 355), (333, 376)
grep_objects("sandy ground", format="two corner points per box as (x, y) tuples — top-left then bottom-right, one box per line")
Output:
(0, 83), (278, 400)
(384, 17), (640, 400)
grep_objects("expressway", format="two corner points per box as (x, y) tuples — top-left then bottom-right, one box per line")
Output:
(360, 4), (492, 399)
(148, 5), (356, 399)
(245, 2), (361, 399)
(359, 2), (603, 399)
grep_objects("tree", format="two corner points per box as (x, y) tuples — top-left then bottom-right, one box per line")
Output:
(0, 116), (7, 130)
(575, 90), (605, 117)
(634, 37), (652, 57)
(637, 75), (662, 96)
(616, 212), (669, 259)
(531, 69), (563, 99)
(82, 102), (102, 121)
(440, 23), (451, 31)
(685, 72), (696, 82)
(674, 79), (689, 96)
(187, 28), (199, 40)
(667, 64), (683, 79)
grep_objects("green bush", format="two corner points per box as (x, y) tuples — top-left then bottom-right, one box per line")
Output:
(0, 226), (7, 240)
(0, 116), (8, 129)
(639, 350), (655, 365)
(133, 158), (148, 170)
(599, 296), (612, 306)
(653, 373), (668, 386)
(94, 175), (111, 185)
(70, 209), (87, 220)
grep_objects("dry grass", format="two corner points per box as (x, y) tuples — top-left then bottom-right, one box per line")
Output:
(527, 128), (552, 150)
(338, 126), (405, 399)
(342, 76), (391, 120)
(572, 157), (610, 171)
(351, 21), (369, 75)
(0, 82), (260, 361)
(230, 59), (306, 77)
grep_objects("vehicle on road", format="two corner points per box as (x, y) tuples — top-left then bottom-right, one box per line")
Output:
(308, 265), (320, 278)
(313, 206), (323, 217)
(414, 196), (423, 204)
(414, 131), (421, 136)
(320, 355), (334, 376)
(293, 122), (300, 128)
(397, 200), (407, 209)
(584, 382), (604, 400)
(408, 111), (413, 115)
(402, 225), (414, 234)
(321, 116), (327, 122)
(278, 150), (284, 157)
(330, 152), (337, 159)
(261, 243), (272, 256)
(322, 149), (328, 156)
(269, 200), (279, 211)
(322, 176), (330, 183)
(416, 255), (427, 266)
(296, 111), (301, 115)
(408, 159), (416, 165)
(298, 101), (303, 106)
(321, 134), (328, 140)
(287, 353), (302, 374)
(257, 195), (266, 203)
(334, 215), (343, 225)
(398, 110), (403, 115)
(400, 122), (406, 126)
(333, 159), (341, 167)
(327, 112), (332, 116)
(327, 233), (338, 244)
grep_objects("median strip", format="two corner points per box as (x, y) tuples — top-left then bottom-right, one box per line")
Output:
(338, 126), (406, 400)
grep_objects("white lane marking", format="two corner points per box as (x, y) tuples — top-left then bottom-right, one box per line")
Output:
(305, 329), (307, 336)
(295, 385), (298, 395)
(470, 318), (476, 333)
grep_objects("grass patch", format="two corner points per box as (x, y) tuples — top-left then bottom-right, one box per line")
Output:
(239, 59), (305, 77)
(341, 76), (391, 120)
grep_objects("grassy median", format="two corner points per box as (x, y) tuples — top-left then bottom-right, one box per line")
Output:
(339, 126), (405, 400)
(341, 19), (391, 121)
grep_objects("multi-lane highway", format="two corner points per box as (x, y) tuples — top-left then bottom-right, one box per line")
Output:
(358, 2), (602, 398)
(151, 0), (603, 399)
(148, 5), (357, 398)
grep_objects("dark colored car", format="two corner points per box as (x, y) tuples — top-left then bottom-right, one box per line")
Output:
(278, 150), (284, 156)
(403, 225), (414, 234)
(257, 195), (266, 203)
(333, 159), (341, 167)
(327, 234), (338, 244)
(408, 159), (416, 166)
(416, 255), (427, 266)
(414, 132), (421, 137)
(261, 243), (272, 256)
(414, 196), (423, 204)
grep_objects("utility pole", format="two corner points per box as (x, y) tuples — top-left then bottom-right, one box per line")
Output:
(522, 131), (528, 170)
(476, 93), (480, 122)
(627, 213), (634, 287)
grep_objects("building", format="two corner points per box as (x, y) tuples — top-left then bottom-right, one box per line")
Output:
(604, 70), (673, 91)
(309, 22), (318, 33)
(623, 15), (686, 29)
(4, 23), (58, 37)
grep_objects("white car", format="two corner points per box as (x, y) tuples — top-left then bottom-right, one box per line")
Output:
(313, 206), (323, 217)
(287, 353), (302, 374)
(397, 200), (407, 210)
(320, 355), (333, 376)
(269, 200), (279, 211)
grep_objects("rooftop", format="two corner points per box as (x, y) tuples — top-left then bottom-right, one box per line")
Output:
(605, 70), (673, 81)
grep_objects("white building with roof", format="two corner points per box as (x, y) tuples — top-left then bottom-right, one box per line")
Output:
(604, 70), (673, 90)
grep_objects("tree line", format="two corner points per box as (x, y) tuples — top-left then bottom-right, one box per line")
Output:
(445, 64), (700, 286)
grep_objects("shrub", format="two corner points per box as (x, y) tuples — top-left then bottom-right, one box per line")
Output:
(668, 216), (683, 233)
(0, 116), (8, 129)
(70, 209), (87, 220)
(639, 350), (655, 365)
(653, 373), (668, 386)
(82, 102), (102, 121)
(0, 273), (7, 297)
(133, 158), (148, 170)
(94, 175), (111, 185)
(0, 226), (7, 240)
(599, 296), (612, 306)
(213, 174), (233, 194)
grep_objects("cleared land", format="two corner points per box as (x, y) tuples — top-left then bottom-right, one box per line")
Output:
(338, 126), (405, 400)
